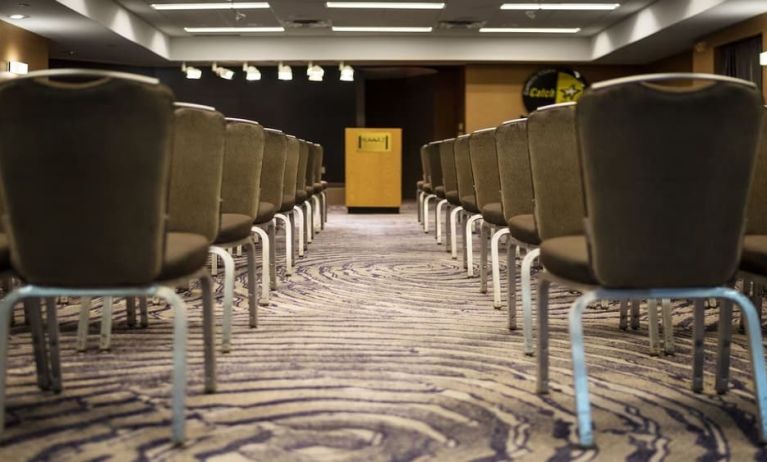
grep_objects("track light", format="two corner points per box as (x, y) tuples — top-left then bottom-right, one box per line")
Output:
(339, 62), (354, 82)
(243, 63), (261, 81)
(212, 62), (234, 80)
(278, 62), (292, 81)
(181, 62), (202, 79)
(307, 62), (324, 82)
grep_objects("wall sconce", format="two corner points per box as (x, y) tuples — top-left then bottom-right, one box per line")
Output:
(7, 61), (28, 75)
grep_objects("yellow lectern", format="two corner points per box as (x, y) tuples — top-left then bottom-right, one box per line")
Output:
(345, 127), (402, 210)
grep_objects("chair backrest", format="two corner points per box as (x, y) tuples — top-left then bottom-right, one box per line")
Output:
(305, 143), (316, 194)
(454, 134), (476, 210)
(420, 145), (430, 183)
(0, 70), (174, 286)
(221, 118), (265, 219)
(578, 73), (764, 287)
(314, 144), (324, 185)
(746, 107), (767, 234)
(167, 103), (226, 244)
(260, 128), (287, 211)
(496, 119), (534, 221)
(527, 103), (584, 241)
(468, 128), (502, 211)
(426, 142), (444, 190)
(295, 140), (309, 201)
(439, 138), (458, 198)
(281, 135), (300, 211)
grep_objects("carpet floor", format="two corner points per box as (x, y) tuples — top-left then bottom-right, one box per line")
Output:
(0, 204), (765, 461)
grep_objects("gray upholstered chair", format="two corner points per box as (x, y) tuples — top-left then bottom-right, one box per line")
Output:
(534, 73), (767, 447)
(454, 134), (483, 277)
(254, 128), (287, 292)
(312, 144), (327, 230)
(306, 143), (322, 235)
(276, 135), (302, 269)
(468, 128), (507, 300)
(417, 146), (432, 225)
(295, 139), (312, 253)
(420, 144), (439, 232)
(0, 69), (216, 443)
(426, 141), (447, 243)
(439, 138), (462, 258)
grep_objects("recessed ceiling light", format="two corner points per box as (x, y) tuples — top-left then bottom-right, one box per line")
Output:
(480, 27), (581, 33)
(500, 3), (619, 10)
(184, 26), (285, 33)
(332, 26), (433, 32)
(8, 14), (28, 19)
(326, 2), (445, 9)
(151, 2), (270, 10)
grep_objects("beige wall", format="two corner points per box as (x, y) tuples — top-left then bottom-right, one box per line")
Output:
(464, 63), (644, 132)
(0, 19), (48, 72)
(692, 12), (767, 101)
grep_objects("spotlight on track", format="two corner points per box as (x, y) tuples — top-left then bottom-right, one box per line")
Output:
(212, 62), (234, 80)
(339, 62), (354, 81)
(307, 62), (324, 82)
(278, 62), (293, 81)
(181, 62), (202, 79)
(243, 63), (261, 81)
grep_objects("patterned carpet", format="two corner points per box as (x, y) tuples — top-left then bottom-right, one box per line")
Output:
(0, 203), (765, 461)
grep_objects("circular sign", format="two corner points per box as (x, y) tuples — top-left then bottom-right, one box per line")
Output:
(522, 68), (587, 113)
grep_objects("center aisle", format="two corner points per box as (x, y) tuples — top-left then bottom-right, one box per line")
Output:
(0, 204), (762, 461)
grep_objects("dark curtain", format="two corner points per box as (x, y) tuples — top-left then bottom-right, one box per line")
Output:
(716, 34), (763, 91)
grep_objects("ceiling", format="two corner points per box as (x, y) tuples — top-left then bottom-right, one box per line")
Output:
(3, 0), (767, 66)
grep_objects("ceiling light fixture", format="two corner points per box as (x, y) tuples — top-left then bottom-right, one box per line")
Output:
(184, 26), (285, 33)
(151, 2), (270, 10)
(332, 26), (433, 32)
(500, 3), (619, 10)
(307, 62), (324, 82)
(212, 63), (234, 80)
(181, 62), (202, 79)
(8, 14), (28, 19)
(480, 27), (581, 33)
(243, 63), (261, 81)
(278, 62), (293, 81)
(339, 62), (354, 82)
(326, 2), (445, 9)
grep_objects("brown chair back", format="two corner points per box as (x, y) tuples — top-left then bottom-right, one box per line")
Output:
(280, 135), (300, 212)
(454, 134), (478, 212)
(496, 119), (534, 221)
(468, 128), (502, 212)
(259, 128), (288, 212)
(439, 138), (459, 204)
(746, 108), (767, 234)
(221, 118), (265, 219)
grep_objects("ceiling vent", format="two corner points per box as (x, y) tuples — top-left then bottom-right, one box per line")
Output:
(284, 19), (331, 29)
(438, 19), (486, 30)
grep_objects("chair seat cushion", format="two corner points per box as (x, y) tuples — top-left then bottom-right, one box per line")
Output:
(481, 202), (506, 227)
(460, 195), (480, 214)
(159, 232), (210, 281)
(280, 195), (296, 212)
(540, 235), (596, 285)
(435, 185), (446, 199)
(741, 235), (767, 275)
(446, 190), (460, 205)
(508, 214), (541, 245)
(215, 213), (253, 244)
(422, 183), (433, 194)
(255, 201), (276, 225)
(0, 234), (9, 270)
(295, 190), (308, 204)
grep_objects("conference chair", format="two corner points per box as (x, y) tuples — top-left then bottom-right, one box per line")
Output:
(420, 145), (438, 232)
(534, 73), (767, 447)
(494, 119), (538, 341)
(454, 134), (483, 277)
(254, 128), (287, 293)
(307, 143), (322, 234)
(275, 135), (301, 272)
(468, 128), (507, 299)
(439, 138), (462, 258)
(295, 140), (312, 250)
(312, 143), (327, 230)
(0, 69), (216, 443)
(426, 141), (448, 244)
(417, 146), (432, 225)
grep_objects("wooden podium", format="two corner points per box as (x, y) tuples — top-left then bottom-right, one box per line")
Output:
(344, 127), (402, 212)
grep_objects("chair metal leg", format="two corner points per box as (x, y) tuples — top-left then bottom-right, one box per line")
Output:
(536, 277), (551, 393)
(692, 298), (705, 393)
(416, 190), (423, 223)
(661, 298), (674, 355)
(252, 226), (271, 306)
(312, 195), (322, 233)
(436, 199), (447, 245)
(139, 297), (149, 328)
(76, 297), (91, 352)
(245, 239), (258, 328)
(294, 206), (305, 257)
(479, 222), (489, 293)
(461, 212), (469, 269)
(275, 213), (293, 276)
(568, 292), (596, 448)
(630, 300), (640, 330)
(24, 299), (51, 391)
(444, 204), (451, 253)
(321, 191), (327, 228)
(199, 274), (217, 393)
(465, 215), (483, 278)
(209, 246), (235, 353)
(492, 228), (510, 308)
(126, 297), (137, 328)
(449, 206), (463, 259)
(507, 241), (518, 330)
(716, 299), (733, 394)
(0, 290), (23, 433)
(304, 201), (313, 245)
(44, 298), (62, 393)
(268, 220), (278, 290)
(522, 248), (540, 356)
(211, 251), (218, 276)
(619, 300), (628, 330)
(99, 297), (113, 351)
(423, 195), (436, 233)
(647, 299), (660, 356)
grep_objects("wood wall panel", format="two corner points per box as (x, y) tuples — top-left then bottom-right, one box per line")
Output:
(0, 20), (48, 71)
